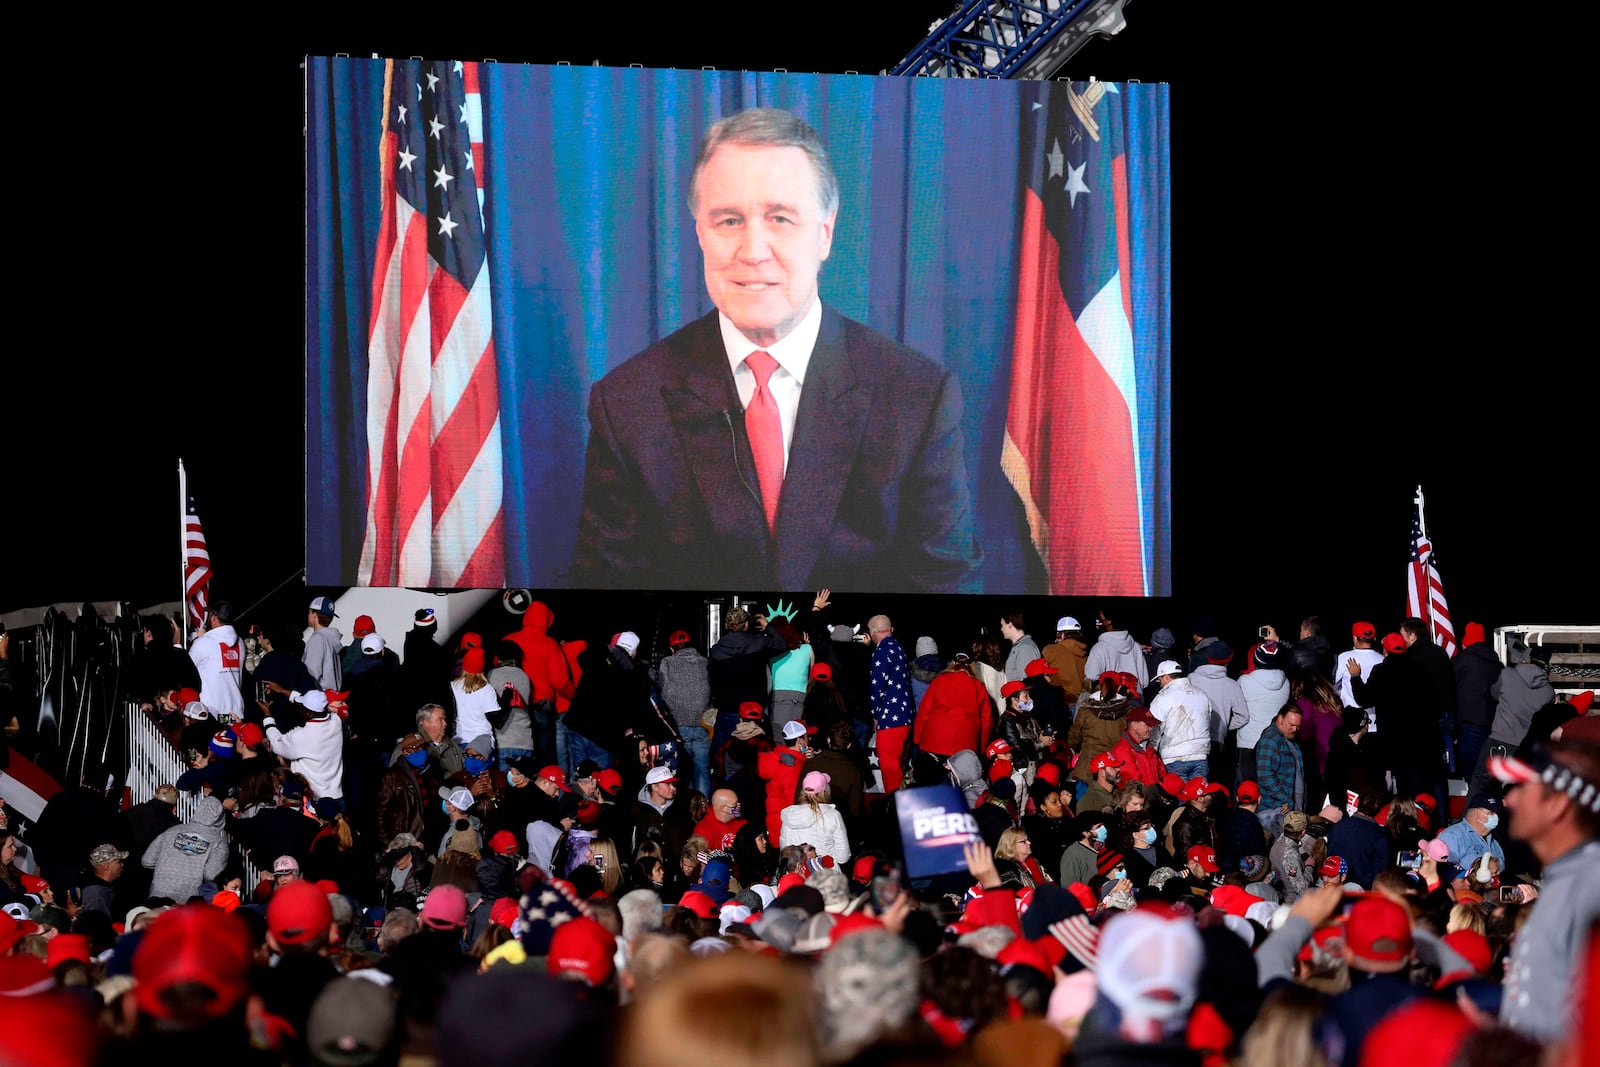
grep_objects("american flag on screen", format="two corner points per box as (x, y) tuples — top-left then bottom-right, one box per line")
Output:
(184, 503), (212, 629)
(1407, 485), (1457, 656)
(358, 59), (504, 587)
(1004, 81), (1150, 595)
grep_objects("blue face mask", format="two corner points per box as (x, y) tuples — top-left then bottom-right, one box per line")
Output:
(1016, 698), (1035, 713)
(1110, 868), (1127, 882)
(405, 750), (428, 768)
(1093, 825), (1108, 843)
(1141, 827), (1158, 846)
(464, 756), (490, 775)
(1483, 812), (1499, 832)
(441, 801), (450, 815)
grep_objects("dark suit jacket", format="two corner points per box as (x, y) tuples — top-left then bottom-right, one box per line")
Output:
(571, 305), (981, 591)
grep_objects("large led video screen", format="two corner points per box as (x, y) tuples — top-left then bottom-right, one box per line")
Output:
(306, 57), (1170, 595)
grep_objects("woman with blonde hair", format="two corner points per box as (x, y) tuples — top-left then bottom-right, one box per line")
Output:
(589, 837), (622, 895)
(1239, 984), (1332, 1067)
(450, 646), (499, 747)
(616, 953), (816, 1067)
(778, 772), (850, 865)
(993, 825), (1052, 888)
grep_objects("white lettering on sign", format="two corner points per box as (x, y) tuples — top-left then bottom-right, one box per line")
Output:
(912, 810), (980, 840)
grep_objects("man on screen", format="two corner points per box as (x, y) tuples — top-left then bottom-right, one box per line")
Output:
(571, 107), (980, 592)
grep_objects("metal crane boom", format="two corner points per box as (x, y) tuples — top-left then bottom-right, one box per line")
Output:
(890, 0), (1131, 79)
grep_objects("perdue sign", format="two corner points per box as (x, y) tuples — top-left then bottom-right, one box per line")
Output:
(895, 783), (981, 879)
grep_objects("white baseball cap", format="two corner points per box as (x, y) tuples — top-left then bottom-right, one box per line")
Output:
(1156, 659), (1184, 676)
(781, 721), (809, 740)
(439, 786), (475, 810)
(361, 633), (386, 654)
(1057, 616), (1081, 631)
(611, 631), (641, 656)
(299, 690), (330, 713)
(645, 766), (678, 786)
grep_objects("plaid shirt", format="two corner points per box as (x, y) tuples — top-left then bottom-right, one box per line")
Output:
(1255, 725), (1304, 811)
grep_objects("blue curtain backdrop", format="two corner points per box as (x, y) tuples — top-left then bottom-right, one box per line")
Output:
(306, 57), (1170, 593)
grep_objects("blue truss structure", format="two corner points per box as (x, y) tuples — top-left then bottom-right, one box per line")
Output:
(890, 0), (1131, 80)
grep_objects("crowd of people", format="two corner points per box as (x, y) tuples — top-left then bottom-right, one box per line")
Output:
(0, 594), (1596, 1067)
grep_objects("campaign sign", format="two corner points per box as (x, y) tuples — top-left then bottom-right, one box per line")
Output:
(895, 783), (981, 879)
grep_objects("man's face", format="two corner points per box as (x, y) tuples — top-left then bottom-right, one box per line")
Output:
(999, 619), (1019, 641)
(1505, 779), (1563, 843)
(653, 780), (678, 802)
(1099, 766), (1122, 789)
(421, 711), (447, 743)
(535, 777), (559, 798)
(712, 790), (739, 822)
(869, 626), (891, 647)
(1279, 712), (1303, 739)
(694, 143), (835, 348)
(1128, 719), (1152, 743)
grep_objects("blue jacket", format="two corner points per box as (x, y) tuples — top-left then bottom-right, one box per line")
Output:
(1325, 814), (1391, 889)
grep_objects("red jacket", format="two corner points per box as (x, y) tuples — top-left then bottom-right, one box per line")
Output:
(757, 746), (806, 845)
(914, 669), (992, 757)
(1109, 732), (1167, 786)
(505, 602), (578, 706)
(691, 814), (747, 853)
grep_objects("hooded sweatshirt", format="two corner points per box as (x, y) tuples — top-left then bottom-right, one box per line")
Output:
(1084, 631), (1149, 691)
(1451, 622), (1501, 730)
(142, 795), (230, 902)
(1188, 664), (1249, 743)
(506, 602), (577, 706)
(778, 799), (850, 864)
(1490, 663), (1553, 744)
(189, 623), (245, 719)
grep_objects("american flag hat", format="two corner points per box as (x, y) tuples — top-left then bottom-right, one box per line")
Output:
(1490, 745), (1600, 814)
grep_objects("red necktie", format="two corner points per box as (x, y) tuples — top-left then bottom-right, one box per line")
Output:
(743, 350), (784, 532)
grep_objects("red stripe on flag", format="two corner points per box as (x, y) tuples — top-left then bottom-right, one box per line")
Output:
(431, 338), (500, 514)
(1007, 189), (1142, 594)
(1113, 155), (1134, 324)
(427, 262), (471, 365)
(458, 509), (506, 587)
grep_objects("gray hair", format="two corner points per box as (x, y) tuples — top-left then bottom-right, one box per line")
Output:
(378, 907), (418, 954)
(689, 107), (839, 219)
(416, 703), (446, 730)
(617, 889), (664, 942)
(814, 929), (920, 1062)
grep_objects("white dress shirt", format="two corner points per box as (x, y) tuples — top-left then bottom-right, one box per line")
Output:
(720, 298), (823, 475)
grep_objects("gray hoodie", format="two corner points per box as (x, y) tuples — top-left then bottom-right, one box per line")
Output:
(142, 795), (229, 902)
(1083, 631), (1149, 690)
(1489, 663), (1553, 744)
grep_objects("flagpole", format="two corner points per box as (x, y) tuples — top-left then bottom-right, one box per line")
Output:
(1414, 484), (1432, 639)
(179, 458), (190, 647)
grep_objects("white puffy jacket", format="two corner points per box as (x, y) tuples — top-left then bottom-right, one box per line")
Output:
(778, 801), (851, 865)
(1149, 677), (1213, 763)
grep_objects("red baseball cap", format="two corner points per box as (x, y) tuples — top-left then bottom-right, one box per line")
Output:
(1381, 633), (1407, 654)
(988, 758), (1014, 783)
(1024, 658), (1058, 678)
(810, 662), (833, 682)
(546, 916), (617, 986)
(46, 932), (94, 968)
(851, 856), (878, 884)
(267, 879), (332, 946)
(488, 830), (520, 856)
(577, 800), (602, 827)
(738, 701), (765, 721)
(1000, 680), (1027, 699)
(1159, 772), (1186, 797)
(1344, 895), (1413, 972)
(232, 721), (266, 748)
(1209, 885), (1256, 918)
(1352, 621), (1377, 640)
(538, 766), (572, 792)
(1320, 856), (1349, 882)
(1125, 706), (1158, 726)
(668, 629), (692, 647)
(462, 648), (487, 674)
(490, 897), (521, 929)
(352, 614), (376, 637)
(677, 890), (719, 919)
(21, 873), (49, 895)
(1090, 752), (1124, 775)
(133, 905), (254, 1021)
(595, 768), (624, 794)
(1186, 845), (1220, 873)
(1200, 781), (1230, 799)
(1034, 762), (1062, 786)
(1236, 780), (1261, 803)
(985, 738), (1013, 759)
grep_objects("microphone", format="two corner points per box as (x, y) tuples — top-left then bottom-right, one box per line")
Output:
(721, 409), (764, 513)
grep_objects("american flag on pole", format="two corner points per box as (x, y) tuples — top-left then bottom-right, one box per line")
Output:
(1407, 485), (1457, 657)
(358, 59), (504, 587)
(184, 503), (212, 630)
(1003, 81), (1167, 595)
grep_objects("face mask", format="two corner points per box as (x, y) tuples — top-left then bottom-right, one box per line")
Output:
(1093, 825), (1108, 843)
(1141, 827), (1158, 846)
(1016, 699), (1034, 713)
(1110, 868), (1127, 882)
(464, 756), (490, 775)
(405, 750), (428, 768)
(1482, 813), (1499, 832)
(441, 801), (451, 815)
(729, 804), (742, 819)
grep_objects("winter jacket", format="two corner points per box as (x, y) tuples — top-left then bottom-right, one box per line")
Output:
(1068, 692), (1130, 784)
(1452, 635), (1502, 730)
(946, 749), (988, 807)
(909, 646), (943, 708)
(1083, 630), (1149, 691)
(796, 748), (865, 841)
(1489, 664), (1553, 745)
(655, 646), (712, 729)
(914, 669), (992, 757)
(1270, 833), (1314, 904)
(1238, 669), (1290, 749)
(564, 645), (655, 756)
(1351, 655), (1441, 773)
(1108, 732), (1166, 787)
(1003, 635), (1042, 684)
(1188, 664), (1249, 743)
(142, 795), (229, 902)
(1149, 678), (1212, 764)
(1288, 633), (1334, 678)
(505, 602), (577, 706)
(708, 628), (788, 715)
(1042, 637), (1089, 701)
(777, 801), (850, 864)
(757, 746), (807, 845)
(1170, 805), (1217, 859)
(1324, 813), (1390, 889)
